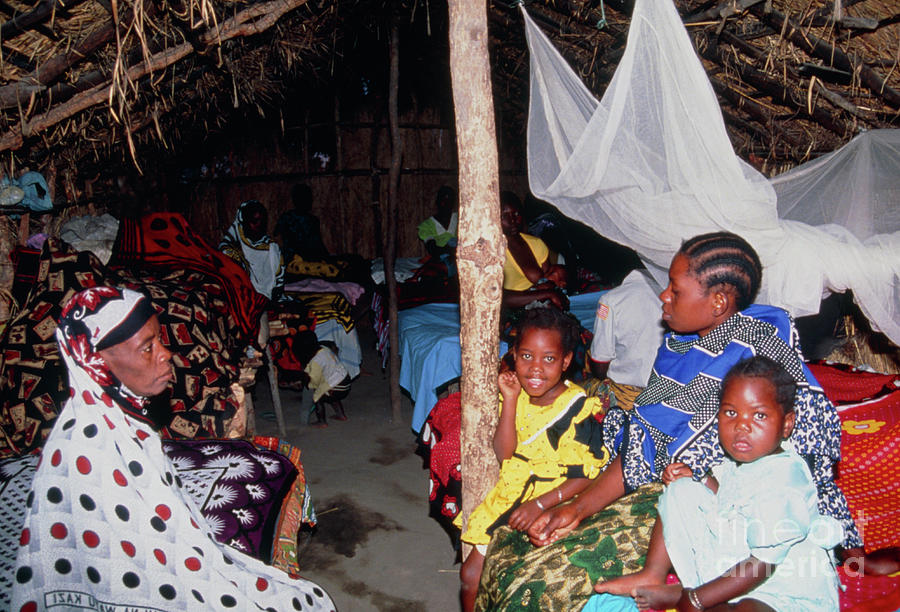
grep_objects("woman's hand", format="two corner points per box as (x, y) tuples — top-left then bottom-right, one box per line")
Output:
(527, 502), (582, 547)
(661, 462), (692, 485)
(498, 371), (521, 401)
(508, 500), (545, 532)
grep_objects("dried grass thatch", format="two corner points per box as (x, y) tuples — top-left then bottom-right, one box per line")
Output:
(827, 315), (900, 375)
(0, 0), (897, 191)
(1, 0), (341, 183)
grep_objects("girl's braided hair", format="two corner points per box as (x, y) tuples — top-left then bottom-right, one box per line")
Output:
(513, 306), (581, 355)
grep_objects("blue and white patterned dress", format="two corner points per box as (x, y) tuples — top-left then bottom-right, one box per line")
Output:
(601, 303), (861, 548)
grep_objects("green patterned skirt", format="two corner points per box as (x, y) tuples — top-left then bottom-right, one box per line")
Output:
(475, 483), (662, 612)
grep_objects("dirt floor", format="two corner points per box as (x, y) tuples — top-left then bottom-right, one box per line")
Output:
(252, 322), (461, 612)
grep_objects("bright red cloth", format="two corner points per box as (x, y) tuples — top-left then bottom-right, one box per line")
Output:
(112, 213), (268, 342)
(810, 362), (900, 553)
(838, 566), (900, 612)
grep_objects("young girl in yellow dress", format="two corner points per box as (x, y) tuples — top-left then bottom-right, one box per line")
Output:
(459, 306), (612, 611)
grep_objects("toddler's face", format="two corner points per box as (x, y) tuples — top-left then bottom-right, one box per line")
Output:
(718, 376), (795, 464)
(514, 327), (571, 406)
(659, 253), (719, 337)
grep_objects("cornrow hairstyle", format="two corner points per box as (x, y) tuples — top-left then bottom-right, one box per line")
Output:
(513, 306), (581, 355)
(678, 232), (762, 310)
(722, 355), (797, 414)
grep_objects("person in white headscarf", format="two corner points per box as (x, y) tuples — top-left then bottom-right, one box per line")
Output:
(220, 200), (285, 300)
(11, 286), (334, 612)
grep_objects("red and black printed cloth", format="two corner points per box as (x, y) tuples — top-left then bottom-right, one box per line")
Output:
(0, 220), (265, 455)
(112, 212), (267, 342)
(0, 240), (111, 455)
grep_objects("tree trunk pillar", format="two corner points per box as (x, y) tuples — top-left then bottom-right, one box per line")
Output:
(447, 0), (505, 548)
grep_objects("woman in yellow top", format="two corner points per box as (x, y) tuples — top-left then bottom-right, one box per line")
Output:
(500, 191), (568, 310)
(459, 307), (611, 612)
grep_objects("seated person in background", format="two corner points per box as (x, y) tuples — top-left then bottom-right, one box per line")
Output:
(291, 330), (351, 427)
(589, 269), (666, 410)
(275, 183), (329, 261)
(418, 185), (459, 258)
(12, 287), (334, 611)
(592, 356), (841, 612)
(220, 199), (285, 301)
(500, 191), (567, 311)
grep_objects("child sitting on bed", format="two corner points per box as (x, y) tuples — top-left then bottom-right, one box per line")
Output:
(291, 331), (351, 427)
(592, 355), (842, 612)
(459, 307), (611, 611)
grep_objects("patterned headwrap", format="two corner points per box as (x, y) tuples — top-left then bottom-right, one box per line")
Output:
(57, 286), (161, 427)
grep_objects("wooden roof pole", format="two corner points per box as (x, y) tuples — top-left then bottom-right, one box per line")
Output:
(386, 20), (403, 423)
(0, 0), (309, 153)
(448, 0), (505, 553)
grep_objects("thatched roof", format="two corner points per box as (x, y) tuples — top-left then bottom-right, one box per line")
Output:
(1, 0), (898, 197)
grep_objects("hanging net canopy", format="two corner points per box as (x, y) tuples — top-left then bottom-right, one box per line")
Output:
(522, 0), (900, 347)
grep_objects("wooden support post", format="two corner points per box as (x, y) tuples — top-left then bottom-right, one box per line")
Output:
(334, 95), (349, 254)
(385, 20), (404, 424)
(448, 0), (505, 548)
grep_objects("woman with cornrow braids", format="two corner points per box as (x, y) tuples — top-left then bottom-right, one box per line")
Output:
(528, 232), (869, 568)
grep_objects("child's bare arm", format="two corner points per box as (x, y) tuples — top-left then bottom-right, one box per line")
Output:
(662, 463), (718, 492)
(681, 556), (775, 610)
(508, 478), (591, 532)
(494, 372), (521, 462)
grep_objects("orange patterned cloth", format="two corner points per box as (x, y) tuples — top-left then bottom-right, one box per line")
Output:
(251, 436), (316, 576)
(809, 362), (900, 553)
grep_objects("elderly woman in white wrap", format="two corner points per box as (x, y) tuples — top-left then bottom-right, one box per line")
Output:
(11, 286), (334, 612)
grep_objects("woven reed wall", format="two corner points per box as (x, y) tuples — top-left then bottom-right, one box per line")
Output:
(179, 105), (528, 258)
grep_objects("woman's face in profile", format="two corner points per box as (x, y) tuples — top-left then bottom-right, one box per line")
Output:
(99, 316), (174, 397)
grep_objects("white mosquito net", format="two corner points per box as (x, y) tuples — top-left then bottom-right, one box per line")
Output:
(522, 0), (900, 347)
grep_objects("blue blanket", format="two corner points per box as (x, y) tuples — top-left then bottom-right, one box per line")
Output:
(400, 292), (605, 432)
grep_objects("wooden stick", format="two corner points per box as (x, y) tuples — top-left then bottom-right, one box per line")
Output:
(0, 18), (119, 110)
(699, 40), (849, 136)
(0, 0), (87, 39)
(710, 78), (804, 149)
(718, 30), (881, 125)
(0, 0), (309, 152)
(385, 20), (403, 425)
(684, 0), (766, 24)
